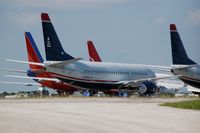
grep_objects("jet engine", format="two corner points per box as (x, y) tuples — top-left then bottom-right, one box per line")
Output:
(138, 81), (157, 95)
(138, 84), (147, 94)
(143, 81), (157, 94)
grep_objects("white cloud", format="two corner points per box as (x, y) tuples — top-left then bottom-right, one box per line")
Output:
(188, 9), (200, 25)
(155, 17), (165, 24)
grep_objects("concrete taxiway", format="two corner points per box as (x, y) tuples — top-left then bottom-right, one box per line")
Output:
(0, 98), (199, 133)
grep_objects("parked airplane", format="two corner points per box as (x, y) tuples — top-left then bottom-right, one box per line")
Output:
(135, 24), (200, 89)
(40, 13), (175, 93)
(169, 24), (200, 88)
(25, 32), (79, 93)
(0, 32), (78, 94)
(87, 40), (183, 95)
(87, 40), (125, 95)
(0, 13), (175, 94)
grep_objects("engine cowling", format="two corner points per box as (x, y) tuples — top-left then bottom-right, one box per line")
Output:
(138, 81), (157, 95)
(143, 81), (157, 94)
(138, 84), (147, 94)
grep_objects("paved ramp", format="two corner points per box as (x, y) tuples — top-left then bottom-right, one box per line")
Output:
(0, 98), (199, 133)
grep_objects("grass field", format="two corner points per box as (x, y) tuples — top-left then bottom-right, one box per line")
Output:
(160, 100), (200, 110)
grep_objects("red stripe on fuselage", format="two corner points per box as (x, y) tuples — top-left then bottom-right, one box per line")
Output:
(180, 76), (200, 83)
(49, 72), (118, 83)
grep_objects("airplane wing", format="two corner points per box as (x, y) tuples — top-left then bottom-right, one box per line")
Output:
(171, 64), (200, 69)
(5, 75), (60, 82)
(0, 68), (27, 73)
(0, 68), (47, 75)
(116, 75), (180, 87)
(0, 58), (82, 68)
(0, 58), (44, 66)
(158, 80), (184, 85)
(133, 64), (171, 72)
(0, 81), (40, 86)
(131, 64), (200, 71)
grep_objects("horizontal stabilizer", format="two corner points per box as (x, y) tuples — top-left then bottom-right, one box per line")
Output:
(0, 58), (44, 67)
(0, 81), (40, 86)
(45, 58), (82, 67)
(5, 75), (60, 82)
(0, 68), (27, 73)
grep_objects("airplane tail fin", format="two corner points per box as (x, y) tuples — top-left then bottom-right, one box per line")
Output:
(25, 32), (44, 70)
(41, 13), (74, 61)
(170, 24), (196, 65)
(87, 41), (102, 62)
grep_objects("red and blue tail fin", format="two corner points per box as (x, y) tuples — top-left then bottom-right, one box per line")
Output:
(25, 32), (44, 70)
(41, 13), (74, 61)
(170, 24), (196, 65)
(87, 41), (102, 62)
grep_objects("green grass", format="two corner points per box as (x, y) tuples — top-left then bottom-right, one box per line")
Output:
(160, 100), (200, 110)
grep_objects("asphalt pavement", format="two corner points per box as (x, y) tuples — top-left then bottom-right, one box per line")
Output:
(0, 98), (199, 133)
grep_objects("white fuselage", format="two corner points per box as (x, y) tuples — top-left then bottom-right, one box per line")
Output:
(173, 67), (200, 79)
(172, 66), (200, 88)
(45, 61), (156, 89)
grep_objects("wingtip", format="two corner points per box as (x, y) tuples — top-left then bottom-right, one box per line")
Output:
(170, 24), (177, 31)
(41, 13), (51, 21)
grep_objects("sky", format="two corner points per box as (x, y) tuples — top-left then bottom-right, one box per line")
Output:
(0, 0), (200, 92)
